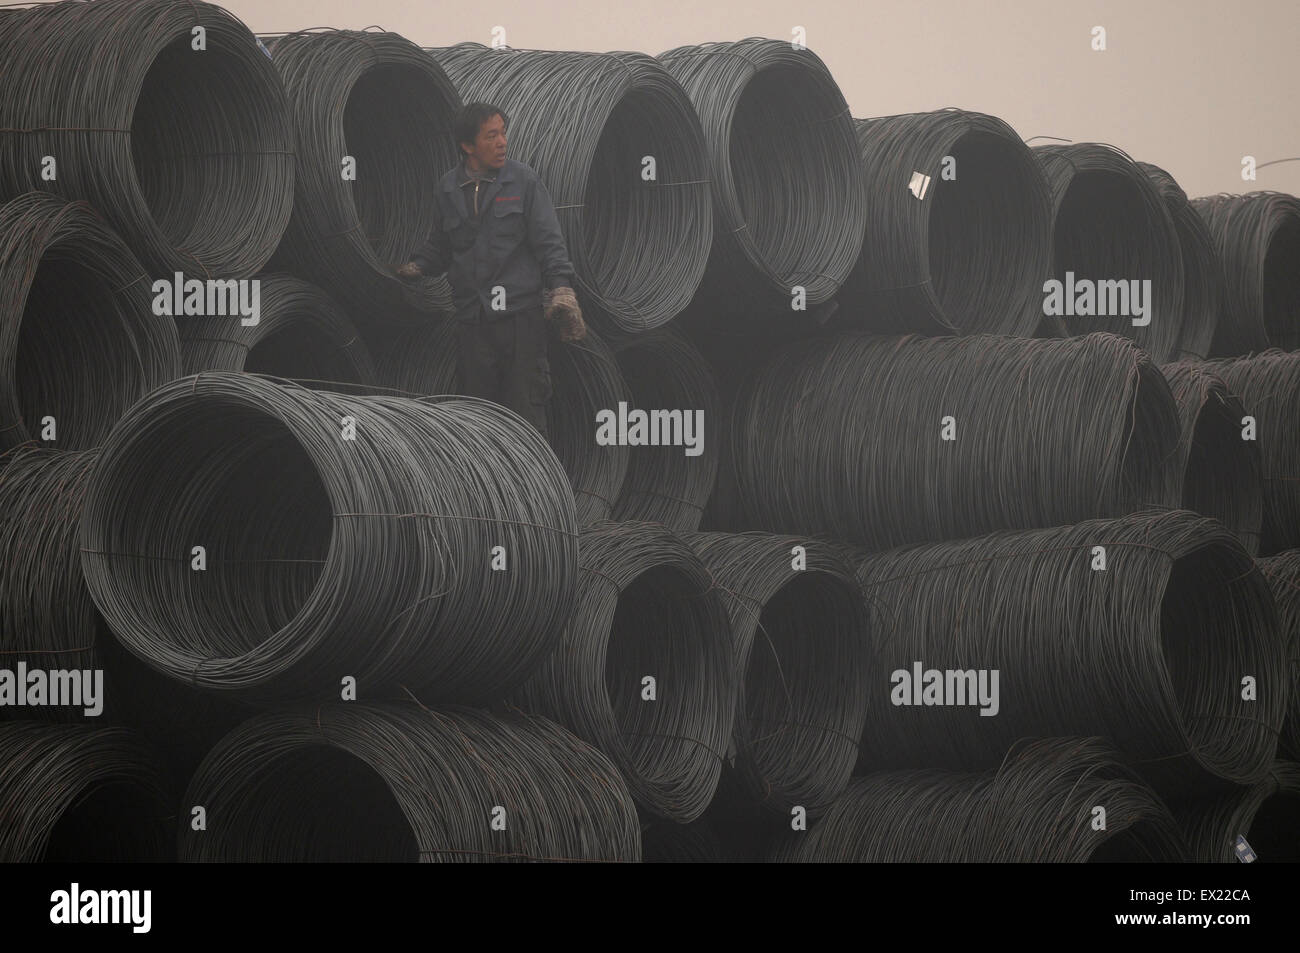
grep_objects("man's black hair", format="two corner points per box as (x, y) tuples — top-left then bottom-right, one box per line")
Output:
(454, 102), (509, 155)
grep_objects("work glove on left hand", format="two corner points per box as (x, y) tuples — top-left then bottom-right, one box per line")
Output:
(543, 286), (586, 342)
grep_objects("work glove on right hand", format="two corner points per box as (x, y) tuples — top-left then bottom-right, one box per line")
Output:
(543, 286), (586, 342)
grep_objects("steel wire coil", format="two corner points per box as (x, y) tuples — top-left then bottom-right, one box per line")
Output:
(1159, 361), (1263, 555)
(771, 737), (1189, 862)
(681, 531), (871, 816)
(854, 510), (1284, 794)
(1173, 761), (1300, 862)
(178, 702), (641, 862)
(179, 273), (376, 388)
(674, 314), (814, 534)
(1202, 350), (1300, 554)
(1255, 552), (1300, 759)
(838, 109), (1051, 337)
(513, 520), (736, 822)
(0, 192), (180, 453)
(729, 330), (1180, 551)
(0, 721), (173, 862)
(264, 29), (461, 329)
(0, 448), (105, 723)
(79, 372), (578, 705)
(657, 38), (865, 326)
(1034, 143), (1185, 363)
(427, 43), (712, 337)
(0, 445), (268, 772)
(0, 0), (292, 277)
(373, 318), (631, 526)
(610, 327), (719, 531)
(1192, 192), (1300, 353)
(1139, 162), (1222, 359)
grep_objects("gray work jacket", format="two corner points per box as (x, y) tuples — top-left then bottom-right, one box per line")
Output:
(411, 157), (576, 324)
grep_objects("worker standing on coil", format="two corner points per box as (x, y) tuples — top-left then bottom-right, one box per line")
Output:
(397, 102), (585, 439)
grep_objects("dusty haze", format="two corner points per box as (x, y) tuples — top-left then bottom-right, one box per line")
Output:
(216, 0), (1300, 199)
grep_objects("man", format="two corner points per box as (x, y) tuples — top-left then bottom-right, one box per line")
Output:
(396, 102), (585, 439)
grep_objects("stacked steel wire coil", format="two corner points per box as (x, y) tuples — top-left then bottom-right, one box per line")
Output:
(426, 43), (713, 337)
(0, 722), (173, 862)
(0, 449), (103, 716)
(839, 109), (1052, 337)
(682, 531), (872, 816)
(0, 0), (293, 277)
(1159, 361), (1263, 554)
(1034, 143), (1185, 363)
(728, 331), (1179, 550)
(179, 703), (641, 862)
(0, 192), (180, 452)
(179, 274), (376, 388)
(772, 738), (1190, 862)
(0, 0), (1296, 865)
(1193, 192), (1300, 353)
(1256, 552), (1300, 759)
(0, 446), (249, 774)
(1174, 761), (1300, 862)
(265, 29), (462, 329)
(1202, 350), (1300, 554)
(658, 37), (866, 325)
(854, 510), (1283, 794)
(513, 521), (736, 822)
(79, 374), (578, 706)
(1139, 162), (1222, 360)
(609, 327), (720, 531)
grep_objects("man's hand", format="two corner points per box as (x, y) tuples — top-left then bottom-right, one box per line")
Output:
(544, 286), (586, 342)
(395, 261), (423, 279)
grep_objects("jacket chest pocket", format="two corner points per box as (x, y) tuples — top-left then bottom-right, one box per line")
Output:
(490, 200), (526, 252)
(444, 214), (476, 252)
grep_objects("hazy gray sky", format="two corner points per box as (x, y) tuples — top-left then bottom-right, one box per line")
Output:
(236, 0), (1296, 198)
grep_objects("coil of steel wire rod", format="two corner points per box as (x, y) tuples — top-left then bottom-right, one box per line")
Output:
(675, 309), (813, 534)
(729, 330), (1180, 551)
(0, 192), (180, 453)
(79, 373), (578, 705)
(1139, 162), (1222, 360)
(1158, 361), (1263, 555)
(1173, 761), (1300, 862)
(0, 449), (104, 719)
(0, 0), (292, 277)
(1033, 143), (1185, 363)
(1193, 192), (1300, 354)
(681, 531), (871, 816)
(374, 319), (631, 526)
(1255, 552), (1300, 759)
(657, 38), (865, 325)
(0, 722), (173, 862)
(264, 29), (461, 329)
(513, 520), (736, 822)
(179, 703), (641, 862)
(180, 273), (376, 388)
(0, 446), (266, 773)
(837, 109), (1052, 337)
(1202, 350), (1300, 554)
(609, 327), (719, 531)
(772, 737), (1190, 862)
(426, 43), (712, 337)
(854, 510), (1284, 793)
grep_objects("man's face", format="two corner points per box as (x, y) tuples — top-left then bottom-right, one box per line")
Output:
(463, 113), (507, 170)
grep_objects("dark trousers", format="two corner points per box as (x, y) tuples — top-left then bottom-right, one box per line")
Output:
(456, 305), (552, 439)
